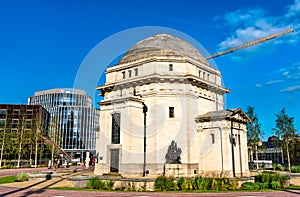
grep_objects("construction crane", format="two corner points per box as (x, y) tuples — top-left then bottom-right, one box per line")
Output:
(205, 28), (294, 60)
(40, 134), (71, 159)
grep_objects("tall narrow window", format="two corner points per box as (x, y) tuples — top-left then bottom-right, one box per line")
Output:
(128, 70), (132, 78)
(211, 133), (215, 144)
(111, 113), (120, 144)
(199, 70), (201, 77)
(203, 72), (206, 79)
(169, 107), (174, 118)
(207, 74), (210, 81)
(134, 68), (138, 76)
(169, 64), (173, 71)
(122, 71), (125, 79)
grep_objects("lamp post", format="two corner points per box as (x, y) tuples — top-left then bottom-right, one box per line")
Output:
(255, 141), (262, 169)
(142, 102), (147, 177)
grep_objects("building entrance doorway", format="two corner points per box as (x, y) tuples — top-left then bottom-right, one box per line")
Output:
(110, 149), (119, 173)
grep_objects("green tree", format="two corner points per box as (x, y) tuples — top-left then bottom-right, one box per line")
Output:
(272, 108), (297, 172)
(246, 106), (264, 165)
(0, 120), (8, 167)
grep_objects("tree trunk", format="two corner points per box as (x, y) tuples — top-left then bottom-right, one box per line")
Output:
(51, 143), (54, 168)
(256, 145), (259, 169)
(17, 129), (24, 168)
(29, 144), (32, 165)
(0, 129), (6, 168)
(17, 117), (25, 168)
(34, 133), (38, 168)
(287, 141), (291, 172)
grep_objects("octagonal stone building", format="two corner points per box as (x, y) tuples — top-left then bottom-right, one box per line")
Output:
(95, 34), (250, 177)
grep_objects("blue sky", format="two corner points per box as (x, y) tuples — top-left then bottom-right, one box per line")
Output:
(1, 0), (300, 139)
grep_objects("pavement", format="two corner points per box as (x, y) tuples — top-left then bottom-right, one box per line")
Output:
(0, 165), (94, 189)
(1, 167), (300, 196)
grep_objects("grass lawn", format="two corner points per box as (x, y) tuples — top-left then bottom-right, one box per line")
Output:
(281, 185), (300, 190)
(0, 176), (16, 184)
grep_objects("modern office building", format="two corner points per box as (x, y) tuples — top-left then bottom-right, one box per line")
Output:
(28, 88), (100, 161)
(249, 136), (284, 169)
(0, 104), (50, 167)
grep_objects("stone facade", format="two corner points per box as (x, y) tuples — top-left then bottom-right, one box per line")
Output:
(95, 34), (249, 177)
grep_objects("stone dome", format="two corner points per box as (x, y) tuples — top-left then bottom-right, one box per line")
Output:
(118, 34), (208, 64)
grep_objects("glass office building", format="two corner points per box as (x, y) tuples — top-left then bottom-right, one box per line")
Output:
(28, 88), (99, 159)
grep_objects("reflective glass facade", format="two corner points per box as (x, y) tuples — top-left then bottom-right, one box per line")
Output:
(28, 88), (99, 156)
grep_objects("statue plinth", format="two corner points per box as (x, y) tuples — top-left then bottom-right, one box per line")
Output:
(164, 163), (183, 177)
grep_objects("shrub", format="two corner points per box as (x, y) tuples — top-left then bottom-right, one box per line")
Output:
(271, 181), (281, 189)
(165, 176), (176, 191)
(106, 180), (114, 190)
(291, 165), (300, 173)
(225, 178), (235, 190)
(2, 164), (14, 169)
(255, 171), (287, 189)
(154, 176), (176, 191)
(204, 178), (213, 190)
(23, 164), (31, 168)
(276, 164), (284, 171)
(154, 176), (166, 191)
(272, 163), (277, 171)
(259, 172), (271, 183)
(88, 177), (106, 189)
(211, 178), (218, 190)
(71, 162), (77, 166)
(177, 177), (186, 190)
(271, 172), (281, 182)
(114, 184), (125, 191)
(185, 179), (193, 190)
(193, 176), (203, 190)
(217, 178), (232, 191)
(16, 172), (28, 182)
(241, 182), (258, 190)
(256, 182), (269, 189)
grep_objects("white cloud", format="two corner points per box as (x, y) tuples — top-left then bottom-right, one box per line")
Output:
(216, 0), (300, 52)
(265, 80), (283, 85)
(286, 0), (300, 17)
(280, 85), (300, 92)
(254, 61), (300, 91)
(282, 71), (289, 76)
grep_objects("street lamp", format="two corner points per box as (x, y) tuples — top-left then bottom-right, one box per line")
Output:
(142, 102), (147, 177)
(256, 141), (262, 170)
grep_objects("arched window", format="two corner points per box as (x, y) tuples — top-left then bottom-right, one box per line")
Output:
(169, 64), (173, 71)
(111, 113), (120, 144)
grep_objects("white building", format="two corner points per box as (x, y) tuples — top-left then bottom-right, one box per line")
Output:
(95, 34), (250, 177)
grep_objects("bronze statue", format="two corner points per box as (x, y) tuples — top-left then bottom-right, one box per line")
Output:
(165, 140), (182, 164)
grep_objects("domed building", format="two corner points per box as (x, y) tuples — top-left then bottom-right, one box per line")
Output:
(95, 34), (250, 177)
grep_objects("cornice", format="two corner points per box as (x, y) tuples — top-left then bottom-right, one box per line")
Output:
(97, 73), (230, 95)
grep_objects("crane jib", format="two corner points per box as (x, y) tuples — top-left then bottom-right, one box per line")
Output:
(206, 28), (294, 60)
